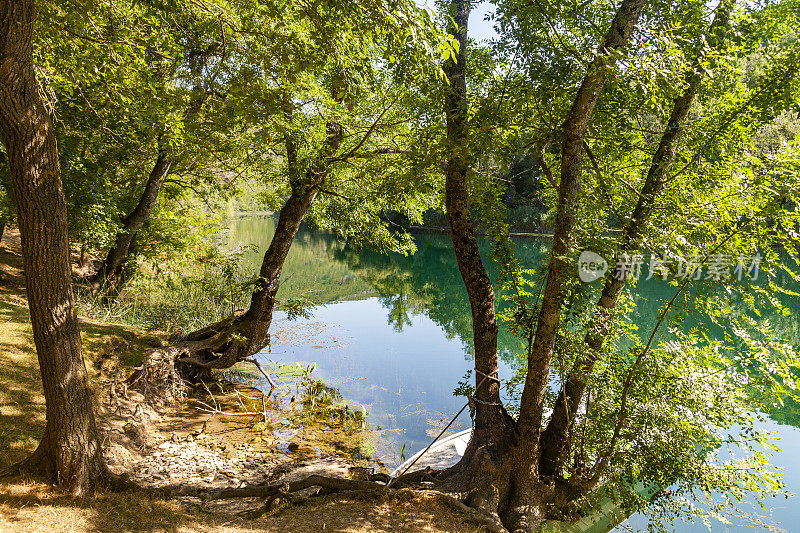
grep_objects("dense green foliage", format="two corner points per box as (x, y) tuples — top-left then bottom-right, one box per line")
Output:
(13, 0), (800, 529)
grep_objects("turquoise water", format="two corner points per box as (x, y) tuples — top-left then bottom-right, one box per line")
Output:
(225, 216), (799, 532)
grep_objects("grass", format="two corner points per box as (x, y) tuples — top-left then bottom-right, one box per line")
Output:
(0, 231), (161, 467)
(0, 482), (485, 533)
(0, 230), (485, 533)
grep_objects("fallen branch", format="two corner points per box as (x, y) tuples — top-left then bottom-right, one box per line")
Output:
(244, 357), (277, 391)
(141, 472), (510, 532)
(205, 474), (386, 500)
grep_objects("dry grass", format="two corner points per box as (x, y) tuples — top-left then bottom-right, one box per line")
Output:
(0, 229), (485, 533)
(0, 482), (485, 533)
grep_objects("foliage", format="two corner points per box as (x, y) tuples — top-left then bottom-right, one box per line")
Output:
(457, 0), (800, 527)
(22, 0), (800, 527)
(77, 235), (255, 334)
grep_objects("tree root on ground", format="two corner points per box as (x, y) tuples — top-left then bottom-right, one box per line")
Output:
(1, 449), (139, 496)
(2, 460), (513, 532)
(151, 471), (512, 533)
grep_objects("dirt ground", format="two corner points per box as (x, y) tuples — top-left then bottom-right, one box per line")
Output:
(0, 228), (485, 532)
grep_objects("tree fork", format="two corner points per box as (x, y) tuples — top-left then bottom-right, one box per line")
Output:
(538, 0), (735, 478)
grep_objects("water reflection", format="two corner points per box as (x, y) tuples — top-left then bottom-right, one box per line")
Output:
(224, 215), (800, 531)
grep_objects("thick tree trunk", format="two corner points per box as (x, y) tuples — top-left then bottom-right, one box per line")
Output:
(90, 151), (172, 293)
(538, 0), (735, 478)
(515, 0), (646, 441)
(0, 0), (108, 494)
(0, 217), (5, 244)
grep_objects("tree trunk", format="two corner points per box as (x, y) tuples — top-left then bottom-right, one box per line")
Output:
(443, 0), (514, 457)
(76, 242), (91, 275)
(89, 151), (172, 294)
(0, 217), (5, 245)
(515, 0), (646, 441)
(0, 0), (108, 494)
(439, 0), (522, 525)
(538, 0), (734, 478)
(435, 0), (646, 529)
(133, 117), (344, 398)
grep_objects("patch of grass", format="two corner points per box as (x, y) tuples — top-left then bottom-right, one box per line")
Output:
(0, 482), (486, 533)
(0, 233), (164, 469)
(75, 244), (257, 336)
(0, 295), (47, 466)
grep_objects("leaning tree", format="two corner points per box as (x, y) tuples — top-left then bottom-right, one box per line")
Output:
(133, 0), (446, 397)
(38, 0), (239, 293)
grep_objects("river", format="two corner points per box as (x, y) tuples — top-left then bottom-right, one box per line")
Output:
(224, 215), (799, 532)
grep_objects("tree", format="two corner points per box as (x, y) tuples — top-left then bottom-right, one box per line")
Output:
(0, 0), (111, 494)
(435, 0), (645, 528)
(427, 0), (800, 529)
(37, 1), (236, 294)
(133, 0), (445, 396)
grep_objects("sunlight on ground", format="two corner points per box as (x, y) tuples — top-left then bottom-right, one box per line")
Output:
(0, 230), (483, 533)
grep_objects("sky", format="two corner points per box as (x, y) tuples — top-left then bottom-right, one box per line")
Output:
(469, 1), (499, 41)
(418, 0), (500, 42)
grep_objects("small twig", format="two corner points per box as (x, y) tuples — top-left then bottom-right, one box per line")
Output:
(245, 357), (277, 391)
(199, 379), (219, 411)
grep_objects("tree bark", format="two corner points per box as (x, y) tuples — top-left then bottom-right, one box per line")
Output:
(538, 0), (735, 478)
(439, 2), (524, 525)
(443, 0), (514, 458)
(0, 0), (108, 494)
(89, 151), (172, 293)
(515, 0), (646, 444)
(435, 1), (645, 530)
(0, 216), (5, 244)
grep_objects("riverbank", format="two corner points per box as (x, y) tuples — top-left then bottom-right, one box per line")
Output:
(0, 229), (484, 533)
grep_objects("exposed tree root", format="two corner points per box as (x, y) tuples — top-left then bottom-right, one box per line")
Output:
(432, 491), (510, 533)
(128, 311), (273, 403)
(1, 445), (137, 495)
(155, 472), (513, 532)
(2, 453), (555, 533)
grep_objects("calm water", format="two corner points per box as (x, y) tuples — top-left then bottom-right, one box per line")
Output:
(224, 216), (799, 532)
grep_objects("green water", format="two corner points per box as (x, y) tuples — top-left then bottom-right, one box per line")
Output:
(224, 215), (800, 532)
